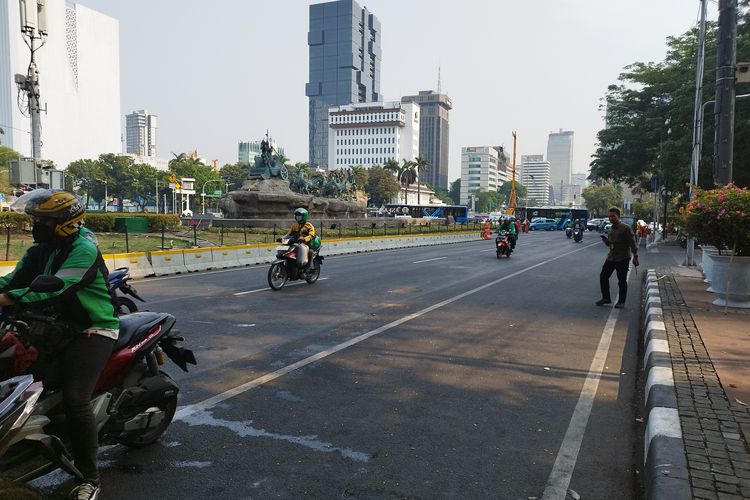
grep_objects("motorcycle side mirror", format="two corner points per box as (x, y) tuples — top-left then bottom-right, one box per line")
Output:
(28, 275), (65, 293)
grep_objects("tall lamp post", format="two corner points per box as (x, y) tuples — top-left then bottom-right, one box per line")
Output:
(201, 179), (223, 215)
(525, 174), (535, 220)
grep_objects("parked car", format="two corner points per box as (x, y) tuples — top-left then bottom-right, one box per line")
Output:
(529, 218), (558, 231)
(587, 218), (605, 231)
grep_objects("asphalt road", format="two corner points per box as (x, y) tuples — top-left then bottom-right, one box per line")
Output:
(35, 230), (646, 499)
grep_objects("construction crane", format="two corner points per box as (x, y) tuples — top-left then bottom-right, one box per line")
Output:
(505, 131), (517, 215)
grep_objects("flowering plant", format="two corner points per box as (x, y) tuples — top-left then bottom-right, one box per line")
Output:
(681, 183), (750, 256)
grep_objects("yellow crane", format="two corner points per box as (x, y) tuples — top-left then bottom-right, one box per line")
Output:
(505, 131), (517, 215)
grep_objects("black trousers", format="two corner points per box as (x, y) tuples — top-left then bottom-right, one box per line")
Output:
(599, 258), (631, 303)
(62, 334), (115, 484)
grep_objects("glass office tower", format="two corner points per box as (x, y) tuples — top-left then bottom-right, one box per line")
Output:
(306, 0), (381, 169)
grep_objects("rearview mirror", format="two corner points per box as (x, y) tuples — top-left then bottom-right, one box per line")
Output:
(28, 275), (65, 294)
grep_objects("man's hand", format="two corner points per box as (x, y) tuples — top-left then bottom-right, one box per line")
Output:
(633, 255), (639, 266)
(0, 294), (15, 307)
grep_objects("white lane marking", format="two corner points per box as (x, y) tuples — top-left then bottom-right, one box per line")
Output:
(174, 242), (597, 422)
(412, 257), (447, 264)
(541, 267), (632, 500)
(233, 277), (330, 296)
(480, 249), (495, 253)
(235, 324), (257, 328)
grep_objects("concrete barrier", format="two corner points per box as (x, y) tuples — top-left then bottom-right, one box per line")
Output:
(102, 254), (117, 273)
(110, 252), (154, 278)
(211, 245), (243, 269)
(0, 261), (18, 277)
(150, 250), (188, 276)
(183, 248), (214, 272)
(236, 245), (259, 266)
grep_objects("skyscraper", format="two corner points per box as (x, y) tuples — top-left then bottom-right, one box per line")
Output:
(521, 155), (551, 206)
(401, 90), (452, 189)
(125, 110), (157, 157)
(0, 0), (120, 168)
(306, 0), (381, 169)
(546, 130), (574, 204)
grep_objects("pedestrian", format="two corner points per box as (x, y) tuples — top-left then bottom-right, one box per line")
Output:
(596, 207), (639, 308)
(514, 218), (521, 235)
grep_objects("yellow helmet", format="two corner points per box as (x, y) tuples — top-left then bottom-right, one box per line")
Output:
(12, 189), (85, 237)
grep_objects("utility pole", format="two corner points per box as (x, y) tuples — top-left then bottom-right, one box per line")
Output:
(17, 0), (48, 161)
(713, 0), (738, 185)
(686, 0), (708, 266)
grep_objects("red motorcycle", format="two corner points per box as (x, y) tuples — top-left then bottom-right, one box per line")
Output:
(496, 231), (512, 259)
(0, 276), (196, 483)
(267, 236), (323, 290)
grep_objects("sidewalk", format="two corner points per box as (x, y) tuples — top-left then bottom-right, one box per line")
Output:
(641, 242), (750, 499)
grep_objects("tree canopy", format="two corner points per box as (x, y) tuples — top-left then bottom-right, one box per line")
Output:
(365, 165), (400, 206)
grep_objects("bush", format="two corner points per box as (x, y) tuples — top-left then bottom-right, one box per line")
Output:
(0, 212), (32, 232)
(681, 183), (750, 256)
(82, 213), (181, 233)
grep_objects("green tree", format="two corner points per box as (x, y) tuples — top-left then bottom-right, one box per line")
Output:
(448, 178), (461, 205)
(414, 156), (429, 204)
(475, 191), (503, 212)
(432, 186), (454, 205)
(497, 181), (526, 207)
(168, 152), (220, 195)
(350, 165), (368, 194)
(365, 165), (400, 206)
(67, 159), (104, 208)
(581, 184), (624, 217)
(0, 146), (21, 195)
(219, 163), (247, 191)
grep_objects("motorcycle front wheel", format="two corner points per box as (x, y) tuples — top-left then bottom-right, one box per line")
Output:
(114, 296), (138, 315)
(304, 259), (321, 283)
(268, 262), (288, 290)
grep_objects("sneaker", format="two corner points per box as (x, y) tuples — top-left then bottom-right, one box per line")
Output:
(614, 302), (625, 309)
(595, 299), (612, 306)
(69, 482), (100, 500)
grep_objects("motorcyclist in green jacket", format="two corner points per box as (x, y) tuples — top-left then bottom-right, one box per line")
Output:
(498, 216), (518, 250)
(0, 189), (118, 500)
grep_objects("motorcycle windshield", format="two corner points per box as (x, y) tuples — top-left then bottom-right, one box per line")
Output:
(0, 376), (43, 455)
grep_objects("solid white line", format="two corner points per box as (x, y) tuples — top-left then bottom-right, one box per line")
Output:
(174, 242), (598, 422)
(412, 257), (447, 264)
(541, 267), (631, 500)
(233, 277), (330, 296)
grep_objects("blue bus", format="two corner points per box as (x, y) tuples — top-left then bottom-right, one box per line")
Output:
(383, 204), (469, 223)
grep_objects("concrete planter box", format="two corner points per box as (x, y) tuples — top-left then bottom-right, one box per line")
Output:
(706, 254), (750, 308)
(700, 246), (718, 283)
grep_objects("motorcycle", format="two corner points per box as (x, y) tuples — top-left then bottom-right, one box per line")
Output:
(0, 275), (196, 483)
(267, 236), (324, 290)
(495, 231), (512, 259)
(573, 227), (583, 243)
(108, 267), (145, 315)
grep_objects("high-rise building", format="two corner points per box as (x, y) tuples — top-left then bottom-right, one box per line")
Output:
(521, 155), (551, 206)
(125, 110), (157, 157)
(328, 101), (419, 169)
(460, 146), (505, 206)
(306, 0), (381, 169)
(238, 140), (285, 165)
(401, 90), (452, 189)
(0, 0), (120, 168)
(546, 130), (574, 204)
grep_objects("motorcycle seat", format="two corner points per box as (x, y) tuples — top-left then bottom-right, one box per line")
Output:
(114, 312), (171, 351)
(108, 268), (128, 282)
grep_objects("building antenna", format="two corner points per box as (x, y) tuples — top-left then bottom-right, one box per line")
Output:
(437, 65), (441, 93)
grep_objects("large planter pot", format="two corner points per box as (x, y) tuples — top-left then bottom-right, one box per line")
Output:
(700, 246), (718, 284)
(706, 254), (750, 308)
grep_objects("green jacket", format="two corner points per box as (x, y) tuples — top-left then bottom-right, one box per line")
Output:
(605, 222), (638, 262)
(0, 232), (119, 339)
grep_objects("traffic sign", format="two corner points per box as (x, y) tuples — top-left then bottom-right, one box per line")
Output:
(168, 174), (176, 183)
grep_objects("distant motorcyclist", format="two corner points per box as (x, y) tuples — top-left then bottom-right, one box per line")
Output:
(0, 189), (118, 500)
(498, 216), (517, 250)
(280, 208), (316, 269)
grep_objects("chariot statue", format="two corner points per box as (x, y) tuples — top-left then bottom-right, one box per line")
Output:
(247, 132), (289, 181)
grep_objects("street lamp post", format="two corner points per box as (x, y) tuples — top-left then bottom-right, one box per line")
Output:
(201, 179), (223, 215)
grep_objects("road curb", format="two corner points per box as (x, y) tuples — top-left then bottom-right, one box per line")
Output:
(641, 269), (692, 499)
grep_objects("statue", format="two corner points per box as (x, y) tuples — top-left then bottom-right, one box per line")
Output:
(247, 132), (288, 181)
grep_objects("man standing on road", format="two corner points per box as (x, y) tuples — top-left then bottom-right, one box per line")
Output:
(596, 207), (638, 308)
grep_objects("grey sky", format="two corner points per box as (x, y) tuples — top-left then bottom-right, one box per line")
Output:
(82, 0), (709, 183)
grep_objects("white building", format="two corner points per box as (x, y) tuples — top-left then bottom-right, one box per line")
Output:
(328, 101), (420, 170)
(460, 146), (505, 206)
(0, 0), (121, 168)
(521, 155), (551, 206)
(546, 130), (574, 204)
(125, 110), (157, 157)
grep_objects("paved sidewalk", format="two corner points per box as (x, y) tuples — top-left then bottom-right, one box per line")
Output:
(643, 243), (750, 499)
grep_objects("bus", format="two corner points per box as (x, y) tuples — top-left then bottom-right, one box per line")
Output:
(514, 207), (589, 228)
(382, 204), (469, 223)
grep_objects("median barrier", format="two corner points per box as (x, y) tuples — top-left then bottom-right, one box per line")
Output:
(101, 254), (117, 273)
(211, 245), (243, 269)
(110, 252), (154, 278)
(257, 244), (277, 265)
(0, 261), (17, 277)
(183, 248), (214, 272)
(150, 250), (188, 276)
(236, 245), (259, 266)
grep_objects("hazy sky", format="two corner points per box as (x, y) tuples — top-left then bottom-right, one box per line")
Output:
(81, 0), (711, 183)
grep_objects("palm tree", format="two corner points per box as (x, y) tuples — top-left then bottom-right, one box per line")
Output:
(400, 159), (416, 204)
(414, 156), (429, 204)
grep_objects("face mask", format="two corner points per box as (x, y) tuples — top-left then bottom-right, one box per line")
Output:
(32, 221), (55, 243)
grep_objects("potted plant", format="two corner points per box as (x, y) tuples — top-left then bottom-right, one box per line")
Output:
(681, 183), (750, 307)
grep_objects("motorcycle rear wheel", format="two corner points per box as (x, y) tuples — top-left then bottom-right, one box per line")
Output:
(118, 392), (177, 448)
(268, 262), (288, 290)
(304, 260), (321, 283)
(114, 296), (138, 315)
